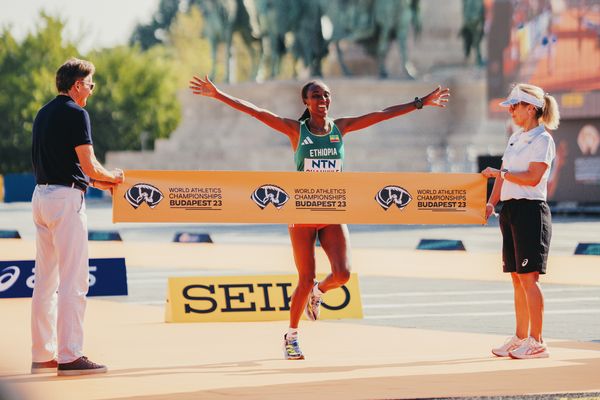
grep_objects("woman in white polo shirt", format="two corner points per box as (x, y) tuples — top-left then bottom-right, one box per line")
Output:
(482, 83), (560, 359)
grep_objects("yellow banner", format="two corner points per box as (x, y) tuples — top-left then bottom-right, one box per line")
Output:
(113, 170), (486, 224)
(165, 273), (363, 323)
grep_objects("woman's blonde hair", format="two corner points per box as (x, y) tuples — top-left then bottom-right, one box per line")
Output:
(515, 83), (560, 130)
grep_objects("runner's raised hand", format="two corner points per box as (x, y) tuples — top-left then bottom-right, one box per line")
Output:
(189, 75), (218, 98)
(423, 86), (451, 108)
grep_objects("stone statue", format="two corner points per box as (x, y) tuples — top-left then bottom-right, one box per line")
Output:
(193, 0), (261, 82)
(459, 0), (485, 66)
(196, 0), (420, 81)
(244, 0), (298, 79)
(337, 0), (420, 79)
(290, 0), (329, 77)
(371, 0), (419, 78)
(321, 0), (373, 76)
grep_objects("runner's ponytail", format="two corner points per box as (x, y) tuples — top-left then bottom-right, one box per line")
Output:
(298, 108), (310, 121)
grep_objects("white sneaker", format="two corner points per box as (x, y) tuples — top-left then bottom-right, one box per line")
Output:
(283, 334), (305, 360)
(509, 337), (549, 359)
(492, 335), (525, 357)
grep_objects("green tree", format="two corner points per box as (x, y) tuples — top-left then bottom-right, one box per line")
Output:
(167, 6), (213, 87)
(0, 13), (181, 173)
(0, 14), (78, 173)
(86, 45), (181, 159)
(135, 1), (258, 83)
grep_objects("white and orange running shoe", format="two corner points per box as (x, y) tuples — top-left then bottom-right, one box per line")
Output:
(492, 335), (525, 357)
(509, 336), (549, 359)
(305, 281), (323, 321)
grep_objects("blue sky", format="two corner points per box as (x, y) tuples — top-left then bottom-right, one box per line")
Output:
(0, 0), (160, 53)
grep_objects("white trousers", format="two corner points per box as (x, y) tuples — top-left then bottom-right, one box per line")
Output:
(31, 185), (89, 364)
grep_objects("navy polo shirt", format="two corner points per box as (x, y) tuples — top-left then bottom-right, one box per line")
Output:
(31, 95), (93, 191)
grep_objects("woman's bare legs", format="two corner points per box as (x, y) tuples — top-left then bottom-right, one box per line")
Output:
(511, 272), (530, 339)
(287, 224), (351, 328)
(316, 224), (351, 292)
(288, 226), (318, 329)
(518, 271), (544, 341)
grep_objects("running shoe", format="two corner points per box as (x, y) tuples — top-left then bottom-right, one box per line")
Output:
(509, 337), (549, 359)
(305, 281), (322, 321)
(491, 335), (525, 357)
(283, 334), (305, 360)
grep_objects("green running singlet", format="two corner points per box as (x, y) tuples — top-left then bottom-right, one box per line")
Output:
(294, 119), (345, 172)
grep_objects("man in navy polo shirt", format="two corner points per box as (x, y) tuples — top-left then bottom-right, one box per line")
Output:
(30, 58), (124, 376)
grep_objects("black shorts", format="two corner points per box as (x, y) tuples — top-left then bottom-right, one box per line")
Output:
(499, 199), (552, 274)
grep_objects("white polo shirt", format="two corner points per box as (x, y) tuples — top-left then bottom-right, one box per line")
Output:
(500, 125), (556, 201)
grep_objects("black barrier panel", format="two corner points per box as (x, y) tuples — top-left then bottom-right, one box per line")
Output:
(417, 239), (466, 251)
(574, 243), (600, 256)
(88, 230), (122, 241)
(173, 232), (213, 243)
(0, 230), (21, 239)
(0, 258), (128, 298)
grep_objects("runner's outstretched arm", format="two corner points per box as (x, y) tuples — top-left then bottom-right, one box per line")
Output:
(189, 75), (299, 140)
(335, 86), (450, 135)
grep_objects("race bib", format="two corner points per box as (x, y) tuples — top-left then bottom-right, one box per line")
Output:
(303, 159), (343, 172)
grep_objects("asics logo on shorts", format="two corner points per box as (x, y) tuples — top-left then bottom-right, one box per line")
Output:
(0, 266), (20, 292)
(251, 184), (290, 209)
(125, 183), (164, 209)
(375, 185), (412, 210)
(521, 259), (529, 267)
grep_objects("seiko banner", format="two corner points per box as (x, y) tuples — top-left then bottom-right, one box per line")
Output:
(113, 170), (486, 225)
(0, 258), (128, 298)
(165, 273), (363, 323)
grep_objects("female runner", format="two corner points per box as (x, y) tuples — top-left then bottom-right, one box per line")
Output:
(189, 76), (450, 359)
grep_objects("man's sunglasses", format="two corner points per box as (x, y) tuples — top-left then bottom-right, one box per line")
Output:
(79, 80), (95, 90)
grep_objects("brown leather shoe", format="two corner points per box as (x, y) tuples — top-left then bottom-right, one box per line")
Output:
(57, 356), (107, 376)
(31, 359), (58, 374)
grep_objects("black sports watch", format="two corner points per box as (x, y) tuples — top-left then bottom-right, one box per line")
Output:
(414, 97), (424, 109)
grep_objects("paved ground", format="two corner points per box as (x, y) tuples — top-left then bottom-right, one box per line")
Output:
(3, 201), (599, 343)
(1, 201), (599, 399)
(358, 276), (600, 342)
(2, 294), (599, 400)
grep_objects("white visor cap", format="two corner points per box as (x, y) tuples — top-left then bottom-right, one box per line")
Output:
(499, 86), (544, 108)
